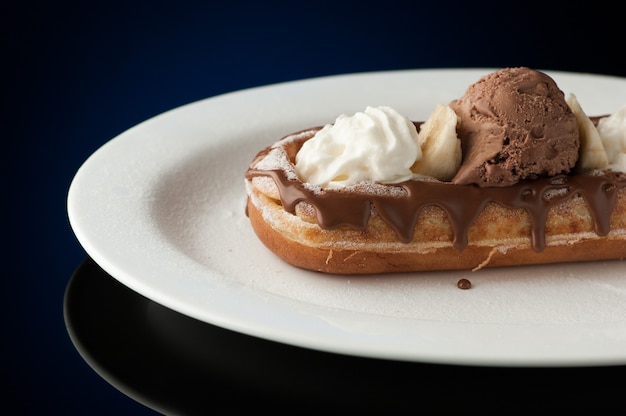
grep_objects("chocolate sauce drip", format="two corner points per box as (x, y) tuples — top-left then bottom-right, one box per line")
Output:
(246, 124), (625, 253)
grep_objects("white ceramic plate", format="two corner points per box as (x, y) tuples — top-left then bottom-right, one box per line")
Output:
(68, 69), (626, 367)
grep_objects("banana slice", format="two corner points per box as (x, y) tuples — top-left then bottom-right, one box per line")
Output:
(567, 93), (609, 171)
(411, 104), (461, 181)
(597, 105), (626, 172)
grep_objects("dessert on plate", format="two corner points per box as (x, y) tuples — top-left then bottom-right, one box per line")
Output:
(245, 67), (626, 274)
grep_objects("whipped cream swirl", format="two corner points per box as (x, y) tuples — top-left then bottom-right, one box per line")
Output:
(294, 106), (420, 188)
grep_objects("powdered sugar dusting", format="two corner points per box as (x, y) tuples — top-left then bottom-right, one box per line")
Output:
(254, 147), (293, 173)
(252, 130), (318, 181)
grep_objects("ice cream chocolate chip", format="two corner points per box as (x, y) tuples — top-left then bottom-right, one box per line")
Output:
(451, 67), (580, 187)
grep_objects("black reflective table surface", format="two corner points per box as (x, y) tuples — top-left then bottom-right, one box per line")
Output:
(64, 257), (626, 413)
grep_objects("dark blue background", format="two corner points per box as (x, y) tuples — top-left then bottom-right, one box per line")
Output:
(5, 0), (624, 413)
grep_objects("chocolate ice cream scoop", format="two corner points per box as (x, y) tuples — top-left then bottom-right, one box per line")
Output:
(450, 67), (580, 187)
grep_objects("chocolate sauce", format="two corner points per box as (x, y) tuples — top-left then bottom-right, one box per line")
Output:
(457, 278), (472, 289)
(246, 131), (625, 253)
